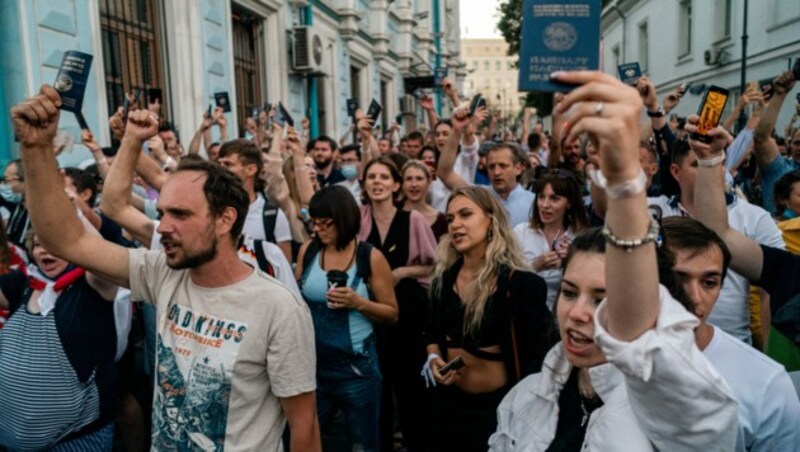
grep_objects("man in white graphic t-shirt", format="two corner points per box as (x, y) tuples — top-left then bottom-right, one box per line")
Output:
(12, 86), (321, 451)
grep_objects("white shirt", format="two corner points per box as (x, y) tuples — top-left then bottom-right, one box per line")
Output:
(454, 136), (480, 184)
(242, 193), (292, 243)
(430, 178), (450, 213)
(491, 285), (739, 451)
(512, 224), (572, 311)
(703, 326), (800, 451)
(336, 178), (362, 203)
(648, 195), (785, 343)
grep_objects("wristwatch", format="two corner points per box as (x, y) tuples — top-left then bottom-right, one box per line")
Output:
(647, 106), (665, 118)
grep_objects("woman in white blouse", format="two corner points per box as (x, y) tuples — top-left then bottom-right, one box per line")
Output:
(513, 170), (588, 310)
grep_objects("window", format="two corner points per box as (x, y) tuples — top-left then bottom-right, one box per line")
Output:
(472, 60), (478, 70)
(638, 22), (649, 73)
(495, 60), (501, 71)
(770, 0), (800, 26)
(678, 0), (692, 57)
(100, 0), (166, 124)
(350, 66), (362, 101)
(232, 4), (264, 135)
(466, 47), (472, 54)
(612, 45), (620, 70)
(714, 0), (733, 40)
(484, 60), (489, 70)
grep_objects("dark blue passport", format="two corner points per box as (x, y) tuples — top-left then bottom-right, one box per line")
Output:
(618, 62), (642, 85)
(54, 50), (93, 113)
(434, 67), (449, 87)
(214, 92), (231, 113)
(347, 98), (359, 118)
(518, 0), (601, 92)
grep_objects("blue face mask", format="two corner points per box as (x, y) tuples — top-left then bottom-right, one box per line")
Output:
(341, 164), (359, 180)
(782, 208), (798, 220)
(0, 184), (21, 203)
(244, 132), (255, 141)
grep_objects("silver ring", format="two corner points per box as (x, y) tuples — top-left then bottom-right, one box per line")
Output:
(594, 101), (605, 117)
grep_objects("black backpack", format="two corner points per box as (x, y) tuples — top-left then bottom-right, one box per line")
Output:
(252, 240), (276, 277)
(261, 194), (279, 244)
(299, 240), (373, 297)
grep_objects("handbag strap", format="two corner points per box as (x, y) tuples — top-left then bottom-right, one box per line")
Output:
(504, 268), (522, 382)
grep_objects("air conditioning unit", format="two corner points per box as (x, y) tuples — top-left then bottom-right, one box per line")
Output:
(293, 26), (323, 72)
(704, 47), (728, 66)
(400, 95), (416, 115)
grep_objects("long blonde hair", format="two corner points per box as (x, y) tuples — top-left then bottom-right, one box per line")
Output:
(432, 186), (527, 334)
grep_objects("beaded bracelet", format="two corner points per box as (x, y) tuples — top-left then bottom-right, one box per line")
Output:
(601, 215), (661, 252)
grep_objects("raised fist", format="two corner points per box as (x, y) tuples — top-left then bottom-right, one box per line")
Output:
(10, 85), (62, 148)
(124, 109), (159, 143)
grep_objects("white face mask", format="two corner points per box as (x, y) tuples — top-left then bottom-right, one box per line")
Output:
(0, 184), (21, 203)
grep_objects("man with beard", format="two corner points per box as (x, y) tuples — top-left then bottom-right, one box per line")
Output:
(311, 136), (345, 187)
(11, 86), (321, 452)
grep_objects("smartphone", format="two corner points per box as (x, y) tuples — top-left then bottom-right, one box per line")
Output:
(439, 356), (465, 374)
(680, 81), (693, 92)
(147, 88), (162, 104)
(469, 94), (486, 116)
(207, 103), (213, 118)
(690, 86), (730, 143)
(274, 102), (294, 128)
(412, 88), (427, 101)
(251, 107), (259, 120)
(264, 102), (272, 113)
(792, 57), (800, 81)
(367, 99), (382, 124)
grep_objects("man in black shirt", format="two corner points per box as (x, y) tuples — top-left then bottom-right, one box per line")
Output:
(311, 136), (345, 187)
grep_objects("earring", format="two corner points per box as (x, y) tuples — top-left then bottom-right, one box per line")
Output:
(487, 228), (494, 240)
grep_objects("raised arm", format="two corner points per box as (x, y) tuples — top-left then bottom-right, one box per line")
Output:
(188, 112), (213, 156)
(548, 93), (565, 168)
(554, 71), (657, 341)
(441, 77), (461, 108)
(357, 115), (379, 170)
(418, 94), (439, 131)
(753, 72), (795, 168)
(687, 115), (764, 281)
(436, 109), (471, 190)
(100, 117), (158, 246)
(81, 129), (110, 180)
(287, 128), (315, 207)
(11, 85), (130, 288)
(637, 77), (667, 131)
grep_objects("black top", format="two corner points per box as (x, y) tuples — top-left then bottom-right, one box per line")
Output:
(317, 167), (346, 187)
(757, 244), (800, 344)
(545, 368), (604, 452)
(366, 209), (411, 271)
(441, 282), (503, 358)
(431, 212), (448, 242)
(427, 260), (554, 383)
(0, 269), (117, 424)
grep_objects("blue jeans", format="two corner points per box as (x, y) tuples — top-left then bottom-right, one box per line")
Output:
(316, 339), (382, 452)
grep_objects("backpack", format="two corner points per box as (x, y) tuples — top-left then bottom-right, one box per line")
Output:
(299, 240), (373, 297)
(252, 240), (276, 277)
(260, 193), (279, 244)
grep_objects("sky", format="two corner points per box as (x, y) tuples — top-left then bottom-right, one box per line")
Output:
(460, 0), (502, 39)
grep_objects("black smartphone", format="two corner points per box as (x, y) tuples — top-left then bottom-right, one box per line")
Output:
(147, 88), (162, 104)
(275, 102), (294, 128)
(367, 99), (382, 124)
(792, 57), (800, 81)
(469, 94), (485, 116)
(439, 356), (465, 374)
(251, 107), (260, 120)
(760, 79), (775, 101)
(680, 81), (693, 92)
(412, 88), (427, 101)
(264, 102), (272, 113)
(690, 85), (730, 143)
(207, 103), (213, 118)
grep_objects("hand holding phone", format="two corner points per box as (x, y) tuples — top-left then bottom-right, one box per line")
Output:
(438, 356), (465, 375)
(469, 94), (486, 117)
(690, 86), (729, 143)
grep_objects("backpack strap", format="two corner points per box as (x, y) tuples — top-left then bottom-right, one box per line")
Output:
(253, 240), (275, 277)
(299, 239), (322, 289)
(261, 193), (278, 244)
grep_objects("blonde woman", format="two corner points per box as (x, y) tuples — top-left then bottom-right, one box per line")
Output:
(422, 186), (553, 452)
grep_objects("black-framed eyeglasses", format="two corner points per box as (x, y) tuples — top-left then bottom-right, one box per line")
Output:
(310, 218), (334, 229)
(0, 177), (21, 183)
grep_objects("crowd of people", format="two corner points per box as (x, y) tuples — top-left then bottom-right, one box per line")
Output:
(1, 64), (800, 452)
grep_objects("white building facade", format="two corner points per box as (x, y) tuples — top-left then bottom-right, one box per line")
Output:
(601, 0), (800, 129)
(0, 0), (466, 165)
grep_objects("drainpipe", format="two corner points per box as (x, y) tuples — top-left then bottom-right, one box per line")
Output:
(610, 4), (626, 64)
(305, 1), (319, 138)
(433, 0), (443, 112)
(0, 71), (9, 166)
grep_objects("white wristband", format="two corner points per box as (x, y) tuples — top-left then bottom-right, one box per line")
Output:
(588, 168), (647, 200)
(697, 153), (725, 168)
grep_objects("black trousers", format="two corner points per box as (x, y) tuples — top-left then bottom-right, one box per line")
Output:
(427, 384), (509, 452)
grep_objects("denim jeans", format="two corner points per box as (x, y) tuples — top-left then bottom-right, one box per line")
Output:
(316, 338), (382, 452)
